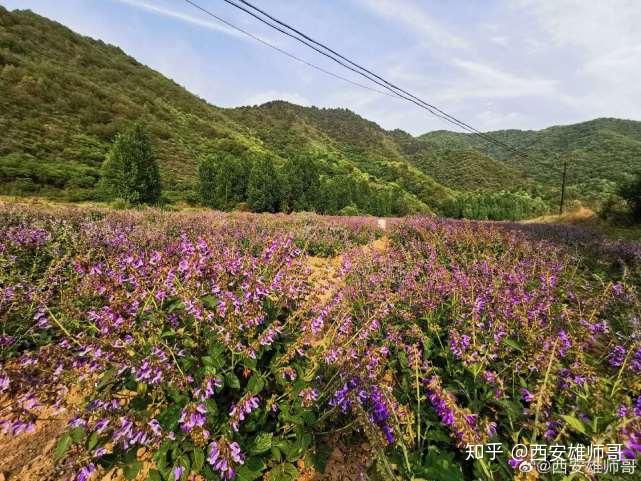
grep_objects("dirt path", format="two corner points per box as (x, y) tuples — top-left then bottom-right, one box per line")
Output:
(297, 224), (389, 481)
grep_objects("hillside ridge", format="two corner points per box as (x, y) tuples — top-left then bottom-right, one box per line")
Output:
(2, 6), (641, 213)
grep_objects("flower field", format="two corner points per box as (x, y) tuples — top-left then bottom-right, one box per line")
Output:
(1, 203), (640, 481)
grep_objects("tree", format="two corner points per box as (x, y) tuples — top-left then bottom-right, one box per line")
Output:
(281, 154), (320, 212)
(198, 146), (250, 211)
(247, 154), (280, 213)
(100, 123), (161, 204)
(619, 172), (641, 222)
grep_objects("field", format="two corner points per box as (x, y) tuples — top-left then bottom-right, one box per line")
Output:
(1, 202), (640, 481)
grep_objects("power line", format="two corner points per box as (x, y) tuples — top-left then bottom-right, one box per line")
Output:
(181, 0), (398, 99)
(216, 0), (494, 137)
(186, 0), (571, 211)
(234, 0), (492, 138)
(204, 0), (465, 129)
(183, 0), (523, 152)
(218, 0), (530, 157)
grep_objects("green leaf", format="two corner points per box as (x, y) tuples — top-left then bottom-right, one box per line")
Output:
(54, 433), (72, 461)
(70, 426), (86, 443)
(158, 405), (182, 431)
(192, 448), (205, 473)
(270, 446), (282, 462)
(96, 368), (117, 390)
(306, 442), (332, 473)
(250, 432), (273, 454)
(166, 299), (184, 313)
(87, 431), (99, 451)
(123, 461), (142, 480)
(201, 295), (218, 309)
(225, 373), (241, 389)
(503, 338), (523, 352)
(417, 452), (464, 481)
(236, 458), (265, 481)
(147, 469), (162, 481)
(247, 375), (265, 395)
(268, 463), (299, 481)
(154, 442), (173, 473)
(561, 414), (587, 434)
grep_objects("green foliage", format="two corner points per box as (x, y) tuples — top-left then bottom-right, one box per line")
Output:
(281, 154), (320, 212)
(618, 171), (641, 222)
(230, 101), (454, 214)
(198, 139), (251, 211)
(421, 118), (641, 203)
(100, 123), (161, 204)
(445, 190), (549, 221)
(0, 152), (100, 198)
(2, 7), (640, 218)
(247, 154), (280, 213)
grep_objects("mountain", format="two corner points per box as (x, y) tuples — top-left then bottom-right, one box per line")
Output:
(1, 6), (640, 217)
(420, 118), (641, 201)
(0, 6), (447, 215)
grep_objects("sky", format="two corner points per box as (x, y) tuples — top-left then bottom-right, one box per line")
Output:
(3, 0), (641, 135)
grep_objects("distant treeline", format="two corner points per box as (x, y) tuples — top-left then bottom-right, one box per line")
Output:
(443, 191), (549, 221)
(196, 138), (427, 217)
(0, 122), (554, 220)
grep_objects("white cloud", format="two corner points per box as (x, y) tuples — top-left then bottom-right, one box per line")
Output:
(515, 0), (641, 53)
(513, 0), (641, 119)
(446, 59), (558, 100)
(353, 0), (469, 49)
(112, 0), (244, 39)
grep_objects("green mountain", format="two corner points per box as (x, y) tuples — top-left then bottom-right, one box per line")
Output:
(1, 6), (640, 218)
(420, 118), (641, 201)
(0, 6), (449, 215)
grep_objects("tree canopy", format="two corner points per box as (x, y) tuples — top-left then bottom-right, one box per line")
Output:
(101, 123), (161, 204)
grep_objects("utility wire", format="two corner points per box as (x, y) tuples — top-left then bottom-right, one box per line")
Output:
(186, 0), (571, 209)
(222, 0), (529, 157)
(183, 0), (502, 142)
(181, 0), (398, 99)
(217, 0), (490, 136)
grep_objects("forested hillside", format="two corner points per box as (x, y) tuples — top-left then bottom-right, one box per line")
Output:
(0, 6), (442, 215)
(421, 118), (641, 201)
(1, 6), (640, 218)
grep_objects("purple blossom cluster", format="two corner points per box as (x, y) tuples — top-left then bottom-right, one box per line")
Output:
(1, 205), (640, 480)
(208, 438), (245, 480)
(330, 378), (396, 444)
(229, 395), (260, 432)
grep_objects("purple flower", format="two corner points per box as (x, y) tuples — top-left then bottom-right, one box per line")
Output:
(179, 403), (207, 433)
(75, 463), (96, 481)
(94, 418), (109, 433)
(148, 418), (162, 436)
(520, 388), (534, 403)
(608, 345), (626, 367)
(0, 371), (9, 393)
(299, 388), (319, 407)
(557, 330), (572, 357)
(208, 439), (244, 480)
(172, 466), (184, 481)
(229, 395), (260, 432)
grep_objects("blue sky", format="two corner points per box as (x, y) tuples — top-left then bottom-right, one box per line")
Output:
(3, 0), (641, 135)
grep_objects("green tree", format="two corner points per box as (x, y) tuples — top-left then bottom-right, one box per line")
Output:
(100, 123), (161, 204)
(619, 172), (641, 222)
(281, 154), (320, 212)
(198, 144), (250, 211)
(247, 154), (280, 213)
